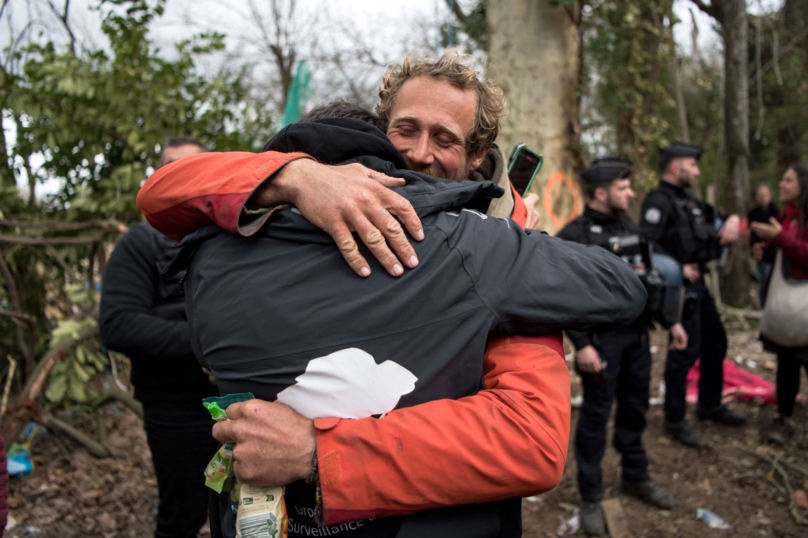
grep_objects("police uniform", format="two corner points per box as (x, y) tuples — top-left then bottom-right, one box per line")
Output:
(557, 158), (673, 522)
(639, 144), (744, 439)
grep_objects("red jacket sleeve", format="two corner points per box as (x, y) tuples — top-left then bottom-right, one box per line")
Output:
(136, 151), (312, 241)
(313, 334), (570, 525)
(510, 183), (527, 228)
(770, 226), (808, 270)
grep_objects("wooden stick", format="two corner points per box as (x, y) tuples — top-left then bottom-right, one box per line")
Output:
(93, 385), (143, 420)
(1, 355), (16, 416)
(0, 255), (35, 376)
(737, 445), (802, 524)
(0, 219), (127, 232)
(20, 322), (99, 403)
(40, 412), (112, 458)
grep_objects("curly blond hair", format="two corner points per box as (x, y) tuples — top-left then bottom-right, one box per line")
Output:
(376, 51), (506, 158)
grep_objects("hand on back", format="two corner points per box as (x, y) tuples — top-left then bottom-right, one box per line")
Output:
(256, 159), (425, 278)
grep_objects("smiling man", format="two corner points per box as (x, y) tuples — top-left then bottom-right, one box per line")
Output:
(136, 52), (600, 538)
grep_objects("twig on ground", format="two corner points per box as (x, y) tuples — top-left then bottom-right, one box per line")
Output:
(1, 355), (17, 416)
(738, 445), (803, 524)
(780, 459), (808, 478)
(93, 385), (143, 420)
(40, 411), (112, 459)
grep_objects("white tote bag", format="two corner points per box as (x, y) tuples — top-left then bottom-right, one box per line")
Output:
(760, 250), (808, 348)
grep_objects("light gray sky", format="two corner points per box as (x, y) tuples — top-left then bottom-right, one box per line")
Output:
(1, 0), (785, 199)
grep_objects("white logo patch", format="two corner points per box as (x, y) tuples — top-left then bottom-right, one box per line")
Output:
(590, 225), (603, 234)
(644, 208), (662, 224)
(275, 348), (418, 420)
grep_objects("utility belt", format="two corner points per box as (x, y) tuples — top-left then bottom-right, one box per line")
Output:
(608, 235), (692, 327)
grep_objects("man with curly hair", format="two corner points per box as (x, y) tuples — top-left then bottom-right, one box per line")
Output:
(137, 52), (584, 538)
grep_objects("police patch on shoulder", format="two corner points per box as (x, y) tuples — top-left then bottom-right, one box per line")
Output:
(644, 207), (662, 224)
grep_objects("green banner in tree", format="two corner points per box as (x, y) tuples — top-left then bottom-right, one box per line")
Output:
(281, 60), (313, 128)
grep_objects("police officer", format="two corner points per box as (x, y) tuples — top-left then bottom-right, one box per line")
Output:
(558, 158), (685, 536)
(639, 143), (745, 449)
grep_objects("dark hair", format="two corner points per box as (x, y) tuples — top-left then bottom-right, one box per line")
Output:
(748, 183), (772, 211)
(300, 100), (383, 130)
(658, 154), (675, 174)
(584, 181), (612, 201)
(164, 136), (206, 151)
(788, 162), (808, 230)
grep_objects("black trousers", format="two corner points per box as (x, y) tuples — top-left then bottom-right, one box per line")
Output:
(576, 327), (651, 502)
(776, 347), (808, 417)
(663, 277), (727, 423)
(143, 399), (221, 538)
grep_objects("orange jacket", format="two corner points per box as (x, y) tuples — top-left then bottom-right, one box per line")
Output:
(137, 151), (569, 525)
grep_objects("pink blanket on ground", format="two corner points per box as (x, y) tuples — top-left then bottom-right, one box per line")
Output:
(686, 359), (780, 404)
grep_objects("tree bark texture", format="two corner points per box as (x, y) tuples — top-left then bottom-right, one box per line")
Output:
(720, 0), (752, 306)
(487, 0), (582, 235)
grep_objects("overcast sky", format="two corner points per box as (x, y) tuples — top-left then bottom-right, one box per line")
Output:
(1, 0), (786, 199)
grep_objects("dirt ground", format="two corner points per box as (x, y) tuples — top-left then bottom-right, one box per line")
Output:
(523, 327), (808, 538)
(6, 328), (808, 537)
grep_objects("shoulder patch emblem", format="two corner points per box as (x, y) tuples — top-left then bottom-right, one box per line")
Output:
(644, 207), (662, 224)
(590, 225), (603, 234)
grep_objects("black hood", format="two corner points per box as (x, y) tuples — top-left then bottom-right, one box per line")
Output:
(262, 117), (407, 174)
(165, 119), (504, 277)
(261, 117), (504, 218)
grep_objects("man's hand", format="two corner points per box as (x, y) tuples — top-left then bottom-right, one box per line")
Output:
(682, 263), (700, 283)
(717, 214), (741, 245)
(253, 159), (425, 278)
(751, 242), (765, 262)
(523, 193), (542, 230)
(669, 322), (688, 350)
(576, 345), (603, 373)
(750, 217), (783, 242)
(212, 399), (316, 487)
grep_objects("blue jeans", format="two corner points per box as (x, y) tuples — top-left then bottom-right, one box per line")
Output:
(652, 253), (682, 286)
(757, 261), (772, 307)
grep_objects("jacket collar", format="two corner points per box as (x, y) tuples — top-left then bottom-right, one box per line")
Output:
(659, 180), (688, 198)
(469, 145), (514, 219)
(583, 205), (621, 224)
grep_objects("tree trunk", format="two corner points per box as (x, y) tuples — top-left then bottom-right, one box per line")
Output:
(720, 0), (752, 306)
(487, 0), (583, 235)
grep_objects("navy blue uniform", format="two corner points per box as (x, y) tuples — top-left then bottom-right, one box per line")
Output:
(557, 207), (652, 501)
(639, 181), (726, 422)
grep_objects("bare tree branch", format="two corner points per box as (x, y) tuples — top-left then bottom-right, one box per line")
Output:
(46, 0), (75, 54)
(0, 234), (105, 245)
(0, 255), (35, 376)
(691, 0), (721, 22)
(0, 219), (127, 232)
(448, 0), (467, 26)
(754, 15), (765, 140)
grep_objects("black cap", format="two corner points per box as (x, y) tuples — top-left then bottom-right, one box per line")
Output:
(658, 142), (703, 160)
(581, 157), (633, 184)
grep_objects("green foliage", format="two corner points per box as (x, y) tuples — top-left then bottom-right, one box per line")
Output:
(583, 0), (677, 191)
(0, 0), (277, 402)
(747, 10), (808, 194)
(45, 340), (107, 405)
(441, 1), (488, 54)
(3, 0), (275, 222)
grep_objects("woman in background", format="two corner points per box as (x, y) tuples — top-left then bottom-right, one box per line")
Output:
(752, 163), (808, 443)
(749, 184), (779, 306)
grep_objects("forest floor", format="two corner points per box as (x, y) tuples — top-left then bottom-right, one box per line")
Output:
(6, 327), (808, 538)
(523, 327), (808, 538)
